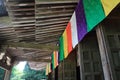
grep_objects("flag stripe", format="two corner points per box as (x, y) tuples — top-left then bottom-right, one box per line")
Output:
(66, 22), (72, 53)
(83, 0), (105, 32)
(63, 30), (68, 58)
(54, 51), (58, 68)
(70, 12), (78, 48)
(51, 53), (54, 69)
(75, 0), (87, 42)
(101, 0), (120, 16)
(59, 36), (64, 61)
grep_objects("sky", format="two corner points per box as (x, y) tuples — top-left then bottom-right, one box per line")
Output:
(16, 61), (27, 72)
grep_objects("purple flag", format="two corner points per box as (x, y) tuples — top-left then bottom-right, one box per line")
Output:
(75, 0), (87, 42)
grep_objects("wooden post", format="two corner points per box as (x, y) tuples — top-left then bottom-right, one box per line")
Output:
(96, 25), (113, 80)
(77, 43), (83, 80)
(76, 45), (81, 80)
(4, 70), (11, 80)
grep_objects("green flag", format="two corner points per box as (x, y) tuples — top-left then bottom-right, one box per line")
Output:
(83, 0), (105, 32)
(59, 36), (64, 61)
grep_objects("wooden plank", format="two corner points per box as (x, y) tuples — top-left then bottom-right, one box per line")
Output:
(36, 10), (74, 15)
(7, 3), (35, 7)
(35, 32), (62, 37)
(12, 17), (35, 21)
(15, 58), (51, 62)
(9, 12), (35, 16)
(36, 24), (66, 29)
(8, 8), (34, 12)
(17, 34), (35, 38)
(36, 1), (78, 5)
(37, 38), (58, 44)
(36, 33), (61, 39)
(36, 5), (75, 10)
(96, 25), (113, 80)
(36, 17), (69, 23)
(36, 28), (64, 34)
(36, 20), (68, 26)
(12, 20), (35, 24)
(7, 42), (58, 51)
(36, 27), (64, 32)
(36, 13), (72, 19)
(13, 23), (35, 27)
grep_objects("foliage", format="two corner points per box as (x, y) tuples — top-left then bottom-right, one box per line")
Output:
(10, 63), (47, 80)
(10, 66), (24, 80)
(22, 63), (47, 80)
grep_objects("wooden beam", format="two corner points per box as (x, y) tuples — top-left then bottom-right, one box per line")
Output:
(36, 1), (78, 5)
(36, 17), (69, 23)
(6, 42), (58, 51)
(36, 23), (67, 28)
(36, 13), (72, 19)
(36, 5), (75, 10)
(36, 20), (68, 26)
(36, 10), (74, 15)
(15, 58), (51, 62)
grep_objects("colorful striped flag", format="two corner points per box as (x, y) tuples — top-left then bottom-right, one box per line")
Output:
(101, 0), (120, 16)
(52, 51), (59, 69)
(70, 12), (78, 48)
(46, 63), (51, 75)
(56, 0), (119, 71)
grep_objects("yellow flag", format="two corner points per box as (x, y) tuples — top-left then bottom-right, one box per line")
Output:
(101, 0), (120, 16)
(63, 30), (68, 58)
(46, 64), (49, 75)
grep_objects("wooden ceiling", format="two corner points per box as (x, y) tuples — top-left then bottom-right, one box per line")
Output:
(5, 0), (78, 43)
(0, 0), (78, 69)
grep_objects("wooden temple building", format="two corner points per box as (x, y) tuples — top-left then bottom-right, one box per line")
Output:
(0, 0), (120, 80)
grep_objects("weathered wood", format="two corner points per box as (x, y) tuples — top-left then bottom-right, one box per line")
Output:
(96, 25), (113, 80)
(4, 70), (12, 80)
(36, 13), (72, 19)
(6, 42), (58, 50)
(36, 17), (69, 23)
(36, 24), (66, 29)
(36, 10), (74, 15)
(36, 5), (75, 10)
(36, 20), (68, 26)
(12, 20), (35, 24)
(15, 57), (51, 62)
(8, 8), (34, 12)
(36, 1), (78, 5)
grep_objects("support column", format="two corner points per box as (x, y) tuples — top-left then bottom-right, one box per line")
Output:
(76, 45), (81, 80)
(96, 25), (113, 80)
(4, 70), (11, 80)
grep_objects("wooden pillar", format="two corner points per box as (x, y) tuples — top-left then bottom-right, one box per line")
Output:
(4, 70), (11, 80)
(77, 45), (81, 80)
(96, 25), (113, 80)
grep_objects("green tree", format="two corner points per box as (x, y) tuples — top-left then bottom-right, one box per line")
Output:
(22, 63), (47, 80)
(10, 63), (47, 80)
(10, 66), (24, 80)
